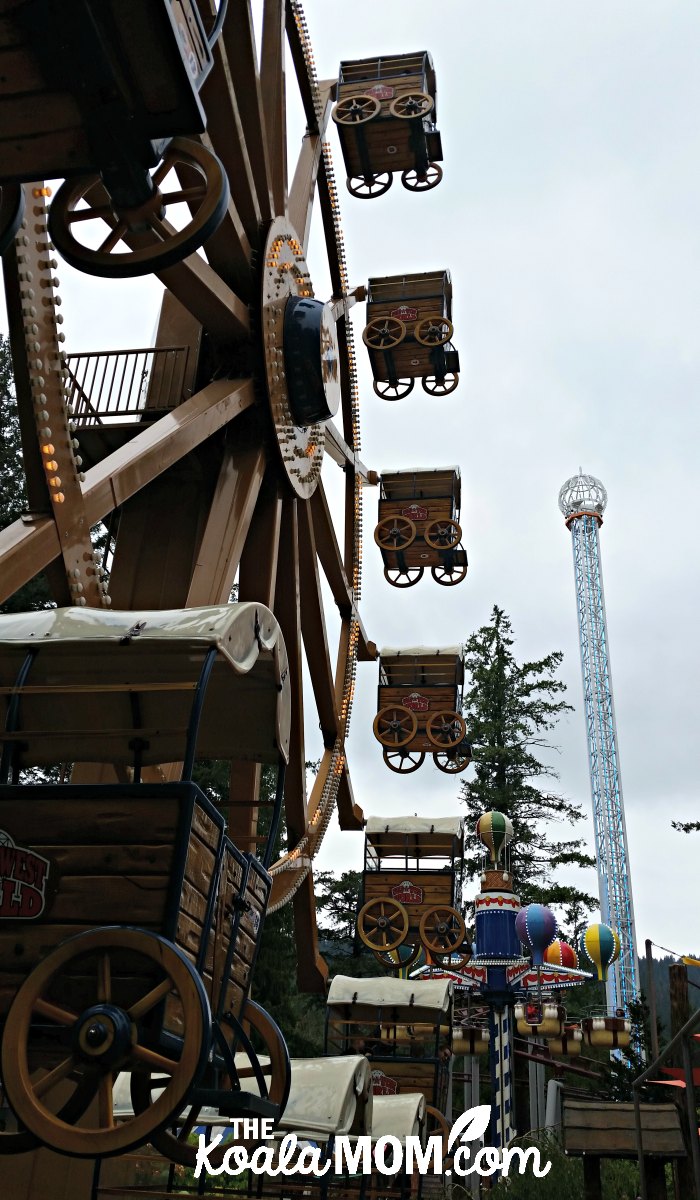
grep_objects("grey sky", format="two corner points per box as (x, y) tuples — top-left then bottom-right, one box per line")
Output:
(2, 1), (698, 959)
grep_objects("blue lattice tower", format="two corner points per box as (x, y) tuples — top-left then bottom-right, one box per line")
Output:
(558, 472), (640, 1012)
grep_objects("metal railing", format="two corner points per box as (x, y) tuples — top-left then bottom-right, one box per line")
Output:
(633, 1006), (700, 1198)
(64, 346), (190, 426)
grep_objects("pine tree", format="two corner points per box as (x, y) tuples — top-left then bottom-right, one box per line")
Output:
(460, 605), (597, 932)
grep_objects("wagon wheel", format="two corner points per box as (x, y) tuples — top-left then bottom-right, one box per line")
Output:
(374, 514), (416, 550)
(0, 928), (210, 1158)
(131, 1000), (290, 1168)
(0, 2), (373, 992)
(422, 371), (459, 396)
(363, 315), (406, 350)
(401, 164), (443, 192)
(432, 561), (468, 587)
(433, 743), (472, 774)
(425, 1105), (452, 1164)
(384, 564), (424, 588)
(389, 93), (434, 120)
(347, 172), (393, 199)
(419, 906), (467, 958)
(433, 948), (472, 971)
(0, 184), (24, 254)
(358, 898), (409, 952)
(426, 710), (466, 749)
(373, 705), (418, 748)
(373, 377), (415, 400)
(424, 518), (462, 549)
(332, 94), (381, 125)
(0, 1071), (97, 1155)
(414, 315), (454, 347)
(48, 138), (229, 279)
(372, 943), (423, 972)
(383, 748), (425, 774)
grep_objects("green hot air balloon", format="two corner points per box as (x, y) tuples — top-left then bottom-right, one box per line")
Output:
(476, 810), (514, 866)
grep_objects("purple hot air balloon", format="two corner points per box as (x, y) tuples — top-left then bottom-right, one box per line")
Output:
(515, 903), (557, 966)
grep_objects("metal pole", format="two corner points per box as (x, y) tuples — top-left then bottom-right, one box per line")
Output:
(645, 939), (660, 1061)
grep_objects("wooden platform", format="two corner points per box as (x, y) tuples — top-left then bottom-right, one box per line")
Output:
(562, 1097), (686, 1158)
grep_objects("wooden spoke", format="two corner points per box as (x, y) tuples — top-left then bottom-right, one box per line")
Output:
(373, 705), (418, 748)
(358, 898), (409, 952)
(32, 1056), (77, 1100)
(97, 954), (111, 1005)
(1, 929), (209, 1158)
(33, 998), (79, 1027)
(261, 0), (288, 215)
(127, 978), (172, 1022)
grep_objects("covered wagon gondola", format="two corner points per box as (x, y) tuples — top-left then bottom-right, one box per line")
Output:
(325, 974), (452, 1146)
(363, 271), (459, 400)
(0, 603), (291, 1161)
(373, 647), (471, 775)
(0, 0), (229, 276)
(357, 816), (469, 970)
(374, 466), (468, 588)
(332, 51), (442, 199)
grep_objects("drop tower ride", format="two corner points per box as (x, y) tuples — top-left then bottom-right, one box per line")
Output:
(558, 472), (639, 1012)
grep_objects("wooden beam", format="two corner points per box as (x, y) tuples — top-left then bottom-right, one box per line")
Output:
(292, 869), (327, 994)
(287, 87), (333, 251)
(273, 495), (306, 845)
(298, 500), (338, 747)
(156, 242), (250, 343)
(324, 418), (373, 483)
(186, 444), (266, 606)
(336, 758), (364, 831)
(223, 0), (274, 225)
(260, 0), (287, 217)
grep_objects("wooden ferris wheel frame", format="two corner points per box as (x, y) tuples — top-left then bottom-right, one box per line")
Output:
(0, 0), (374, 992)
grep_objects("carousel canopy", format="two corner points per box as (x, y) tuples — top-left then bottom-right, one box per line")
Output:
(0, 604), (290, 766)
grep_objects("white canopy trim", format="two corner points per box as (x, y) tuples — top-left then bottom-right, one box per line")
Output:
(366, 815), (463, 838)
(0, 604), (290, 766)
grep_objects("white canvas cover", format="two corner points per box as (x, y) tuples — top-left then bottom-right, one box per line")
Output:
(0, 603), (290, 765)
(371, 1093), (426, 1144)
(327, 974), (452, 1021)
(366, 815), (463, 838)
(276, 1056), (372, 1137)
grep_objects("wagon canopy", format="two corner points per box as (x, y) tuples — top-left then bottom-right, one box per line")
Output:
(379, 467), (460, 506)
(327, 974), (452, 1023)
(0, 603), (290, 766)
(277, 1056), (372, 1138)
(366, 814), (464, 856)
(379, 646), (464, 687)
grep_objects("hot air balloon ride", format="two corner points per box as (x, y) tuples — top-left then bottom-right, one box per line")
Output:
(544, 939), (579, 970)
(514, 903), (557, 967)
(579, 922), (621, 982)
(476, 810), (514, 887)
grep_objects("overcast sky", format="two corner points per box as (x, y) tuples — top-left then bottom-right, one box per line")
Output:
(2, 0), (698, 961)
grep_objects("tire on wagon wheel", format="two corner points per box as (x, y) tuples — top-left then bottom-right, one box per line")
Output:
(332, 94), (381, 125)
(419, 906), (467, 960)
(426, 710), (466, 750)
(358, 898), (409, 953)
(389, 93), (434, 120)
(384, 564), (424, 589)
(424, 518), (461, 549)
(374, 514), (416, 551)
(347, 172), (393, 200)
(401, 164), (443, 192)
(383, 747), (425, 774)
(363, 315), (406, 350)
(1, 927), (211, 1158)
(373, 377), (414, 401)
(433, 742), (472, 774)
(48, 138), (229, 279)
(373, 705), (418, 749)
(131, 1000), (291, 1168)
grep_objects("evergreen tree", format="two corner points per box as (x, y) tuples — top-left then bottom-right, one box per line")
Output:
(460, 605), (597, 930)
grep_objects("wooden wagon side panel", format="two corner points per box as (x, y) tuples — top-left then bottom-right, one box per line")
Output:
(369, 1058), (442, 1106)
(362, 871), (456, 928)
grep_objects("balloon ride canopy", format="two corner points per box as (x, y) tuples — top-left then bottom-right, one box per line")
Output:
(473, 810), (521, 960)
